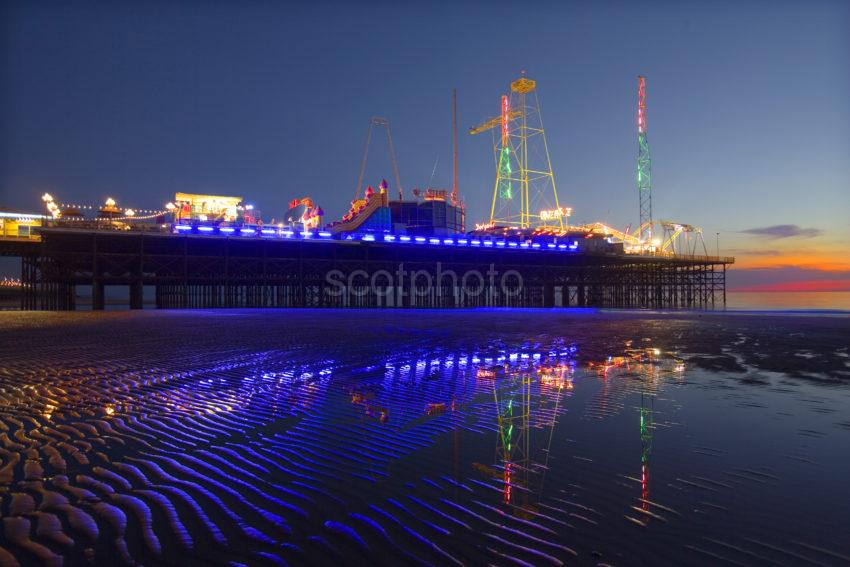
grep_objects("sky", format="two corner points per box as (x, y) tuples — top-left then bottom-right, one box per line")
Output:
(1, 0), (848, 290)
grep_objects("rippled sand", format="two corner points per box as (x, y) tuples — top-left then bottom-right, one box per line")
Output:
(0, 309), (848, 566)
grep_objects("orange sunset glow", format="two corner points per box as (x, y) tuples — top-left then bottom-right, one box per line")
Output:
(727, 234), (850, 292)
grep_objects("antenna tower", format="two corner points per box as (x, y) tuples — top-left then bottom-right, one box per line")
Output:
(452, 89), (459, 206)
(637, 76), (653, 242)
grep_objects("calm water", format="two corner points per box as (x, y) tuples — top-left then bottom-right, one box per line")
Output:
(0, 310), (848, 566)
(7, 290), (849, 313)
(727, 291), (850, 312)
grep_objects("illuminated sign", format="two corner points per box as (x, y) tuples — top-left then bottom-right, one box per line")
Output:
(539, 207), (572, 221)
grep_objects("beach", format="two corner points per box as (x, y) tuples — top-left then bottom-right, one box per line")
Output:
(0, 309), (848, 565)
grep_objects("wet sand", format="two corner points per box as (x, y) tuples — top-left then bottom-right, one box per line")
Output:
(0, 309), (848, 566)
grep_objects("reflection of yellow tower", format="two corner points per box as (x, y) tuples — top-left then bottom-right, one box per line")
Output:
(494, 369), (530, 506)
(536, 364), (570, 500)
(492, 362), (569, 511)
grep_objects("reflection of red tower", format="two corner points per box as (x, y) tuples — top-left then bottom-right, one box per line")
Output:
(640, 392), (654, 512)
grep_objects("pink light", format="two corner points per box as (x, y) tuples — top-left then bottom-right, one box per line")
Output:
(501, 95), (509, 145)
(638, 76), (646, 134)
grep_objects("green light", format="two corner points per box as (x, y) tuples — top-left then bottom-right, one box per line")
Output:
(500, 147), (513, 199)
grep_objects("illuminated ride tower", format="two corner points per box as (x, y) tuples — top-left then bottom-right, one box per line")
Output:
(470, 74), (567, 230)
(637, 76), (653, 244)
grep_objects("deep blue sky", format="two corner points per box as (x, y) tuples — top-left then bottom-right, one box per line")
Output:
(1, 0), (848, 281)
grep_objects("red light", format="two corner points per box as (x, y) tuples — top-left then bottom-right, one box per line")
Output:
(638, 76), (647, 135)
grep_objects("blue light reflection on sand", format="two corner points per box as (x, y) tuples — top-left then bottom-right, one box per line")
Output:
(0, 309), (848, 565)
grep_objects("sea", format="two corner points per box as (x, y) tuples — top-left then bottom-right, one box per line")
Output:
(0, 308), (848, 566)
(727, 291), (850, 312)
(6, 290), (850, 313)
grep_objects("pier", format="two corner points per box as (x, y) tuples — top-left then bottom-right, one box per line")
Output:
(2, 228), (731, 310)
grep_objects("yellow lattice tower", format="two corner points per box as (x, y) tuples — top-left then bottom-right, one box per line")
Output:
(470, 74), (567, 229)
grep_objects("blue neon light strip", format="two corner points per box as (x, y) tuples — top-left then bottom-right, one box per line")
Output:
(171, 224), (580, 253)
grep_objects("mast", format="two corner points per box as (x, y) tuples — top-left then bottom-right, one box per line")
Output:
(452, 88), (459, 206)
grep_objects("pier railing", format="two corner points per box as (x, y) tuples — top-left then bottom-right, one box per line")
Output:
(626, 251), (735, 264)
